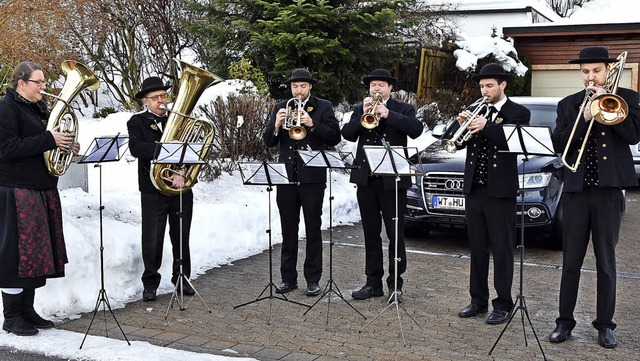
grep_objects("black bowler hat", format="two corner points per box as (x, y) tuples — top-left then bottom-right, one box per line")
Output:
(568, 46), (618, 64)
(135, 76), (171, 99)
(472, 63), (513, 82)
(284, 68), (317, 84)
(363, 68), (397, 87)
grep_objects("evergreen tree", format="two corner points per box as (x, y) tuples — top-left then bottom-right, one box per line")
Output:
(186, 0), (452, 103)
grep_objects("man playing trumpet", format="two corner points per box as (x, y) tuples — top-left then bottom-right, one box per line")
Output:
(549, 46), (640, 348)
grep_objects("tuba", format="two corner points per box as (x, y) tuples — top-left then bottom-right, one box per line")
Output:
(361, 93), (382, 129)
(43, 60), (99, 176)
(561, 51), (629, 172)
(150, 60), (223, 196)
(441, 96), (488, 153)
(282, 97), (307, 140)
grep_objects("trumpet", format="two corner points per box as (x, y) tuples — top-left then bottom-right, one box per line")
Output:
(561, 51), (629, 172)
(361, 93), (382, 129)
(441, 96), (488, 153)
(282, 97), (307, 140)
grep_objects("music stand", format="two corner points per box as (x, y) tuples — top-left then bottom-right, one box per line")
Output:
(152, 141), (213, 318)
(297, 150), (366, 329)
(489, 125), (555, 360)
(233, 161), (310, 324)
(77, 134), (131, 349)
(358, 142), (423, 345)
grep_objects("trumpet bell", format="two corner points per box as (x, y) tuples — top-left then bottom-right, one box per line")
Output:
(289, 126), (307, 140)
(360, 114), (379, 129)
(590, 93), (628, 125)
(441, 139), (458, 153)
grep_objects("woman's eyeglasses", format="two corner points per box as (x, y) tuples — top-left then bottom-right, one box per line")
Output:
(26, 79), (46, 87)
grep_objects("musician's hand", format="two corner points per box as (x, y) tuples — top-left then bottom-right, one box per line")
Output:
(457, 110), (472, 125)
(469, 117), (488, 134)
(72, 142), (80, 156)
(50, 126), (74, 149)
(374, 103), (389, 119)
(171, 171), (185, 189)
(363, 97), (374, 114)
(299, 110), (313, 127)
(275, 108), (287, 129)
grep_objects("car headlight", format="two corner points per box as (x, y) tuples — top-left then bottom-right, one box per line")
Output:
(518, 172), (552, 189)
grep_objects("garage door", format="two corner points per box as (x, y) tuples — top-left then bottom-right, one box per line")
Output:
(531, 66), (635, 97)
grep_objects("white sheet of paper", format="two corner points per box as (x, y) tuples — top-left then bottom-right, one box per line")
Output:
(82, 135), (128, 163)
(363, 146), (414, 175)
(155, 142), (205, 164)
(503, 125), (556, 156)
(297, 150), (347, 168)
(241, 162), (290, 185)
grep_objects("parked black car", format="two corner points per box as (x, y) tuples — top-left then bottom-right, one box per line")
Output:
(405, 96), (565, 247)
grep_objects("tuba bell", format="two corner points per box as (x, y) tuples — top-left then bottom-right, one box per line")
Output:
(42, 60), (100, 176)
(150, 60), (223, 196)
(561, 51), (629, 172)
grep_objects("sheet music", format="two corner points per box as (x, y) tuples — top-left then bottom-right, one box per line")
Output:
(81, 135), (128, 163)
(364, 146), (414, 175)
(154, 142), (205, 164)
(241, 163), (290, 184)
(503, 125), (556, 156)
(297, 150), (327, 167)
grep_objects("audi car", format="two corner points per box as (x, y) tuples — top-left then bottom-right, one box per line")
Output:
(405, 97), (565, 248)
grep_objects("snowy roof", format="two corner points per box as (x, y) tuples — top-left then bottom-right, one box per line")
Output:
(424, 0), (562, 22)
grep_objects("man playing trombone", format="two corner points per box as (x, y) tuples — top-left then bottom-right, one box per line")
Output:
(455, 63), (530, 325)
(549, 46), (640, 348)
(263, 69), (341, 297)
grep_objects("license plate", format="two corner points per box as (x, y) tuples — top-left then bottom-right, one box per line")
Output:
(432, 195), (465, 210)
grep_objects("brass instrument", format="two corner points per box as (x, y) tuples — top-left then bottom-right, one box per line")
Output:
(361, 93), (382, 129)
(43, 60), (99, 176)
(150, 60), (223, 196)
(441, 96), (488, 153)
(561, 51), (629, 172)
(282, 97), (307, 140)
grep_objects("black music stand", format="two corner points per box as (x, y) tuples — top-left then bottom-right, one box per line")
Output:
(233, 161), (310, 324)
(152, 141), (213, 318)
(358, 143), (423, 345)
(489, 125), (555, 360)
(77, 134), (131, 349)
(297, 150), (366, 329)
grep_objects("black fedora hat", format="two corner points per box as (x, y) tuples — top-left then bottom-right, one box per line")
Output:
(362, 68), (397, 87)
(284, 68), (317, 84)
(471, 63), (513, 82)
(135, 76), (171, 99)
(568, 46), (618, 64)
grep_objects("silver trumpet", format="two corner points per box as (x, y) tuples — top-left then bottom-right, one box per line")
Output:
(441, 96), (488, 153)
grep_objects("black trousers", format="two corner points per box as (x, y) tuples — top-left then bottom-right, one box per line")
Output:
(356, 177), (407, 291)
(556, 188), (623, 331)
(465, 186), (515, 311)
(276, 183), (325, 285)
(140, 190), (193, 290)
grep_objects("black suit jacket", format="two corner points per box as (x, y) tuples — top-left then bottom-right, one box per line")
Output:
(127, 110), (167, 192)
(552, 87), (640, 192)
(341, 98), (423, 190)
(460, 98), (530, 197)
(263, 95), (341, 184)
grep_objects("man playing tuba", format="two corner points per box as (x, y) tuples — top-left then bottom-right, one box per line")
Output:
(127, 77), (195, 302)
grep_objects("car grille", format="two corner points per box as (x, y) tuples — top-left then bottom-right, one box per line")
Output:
(422, 172), (465, 216)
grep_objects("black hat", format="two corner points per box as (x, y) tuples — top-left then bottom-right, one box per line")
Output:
(135, 76), (171, 99)
(284, 68), (317, 84)
(568, 46), (618, 64)
(362, 68), (397, 87)
(472, 63), (513, 82)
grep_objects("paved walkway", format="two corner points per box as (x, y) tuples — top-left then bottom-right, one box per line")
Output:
(59, 191), (640, 361)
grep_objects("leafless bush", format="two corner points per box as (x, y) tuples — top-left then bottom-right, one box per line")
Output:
(198, 95), (276, 180)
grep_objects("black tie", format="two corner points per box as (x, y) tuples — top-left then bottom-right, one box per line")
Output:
(485, 106), (497, 123)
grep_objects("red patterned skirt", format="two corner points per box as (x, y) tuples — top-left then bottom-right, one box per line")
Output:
(0, 186), (67, 287)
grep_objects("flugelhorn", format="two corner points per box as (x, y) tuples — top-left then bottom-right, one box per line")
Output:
(361, 93), (382, 129)
(441, 96), (488, 153)
(150, 60), (222, 196)
(561, 51), (629, 172)
(282, 97), (307, 140)
(43, 60), (99, 176)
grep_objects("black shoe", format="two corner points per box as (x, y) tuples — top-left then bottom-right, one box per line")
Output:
(142, 288), (157, 302)
(352, 285), (384, 300)
(549, 324), (572, 343)
(486, 309), (510, 324)
(306, 283), (321, 296)
(458, 303), (488, 318)
(388, 291), (403, 304)
(275, 281), (298, 294)
(598, 328), (617, 348)
(176, 282), (196, 296)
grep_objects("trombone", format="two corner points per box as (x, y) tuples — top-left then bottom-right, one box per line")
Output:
(441, 96), (488, 153)
(561, 51), (629, 172)
(282, 97), (307, 140)
(361, 93), (382, 129)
